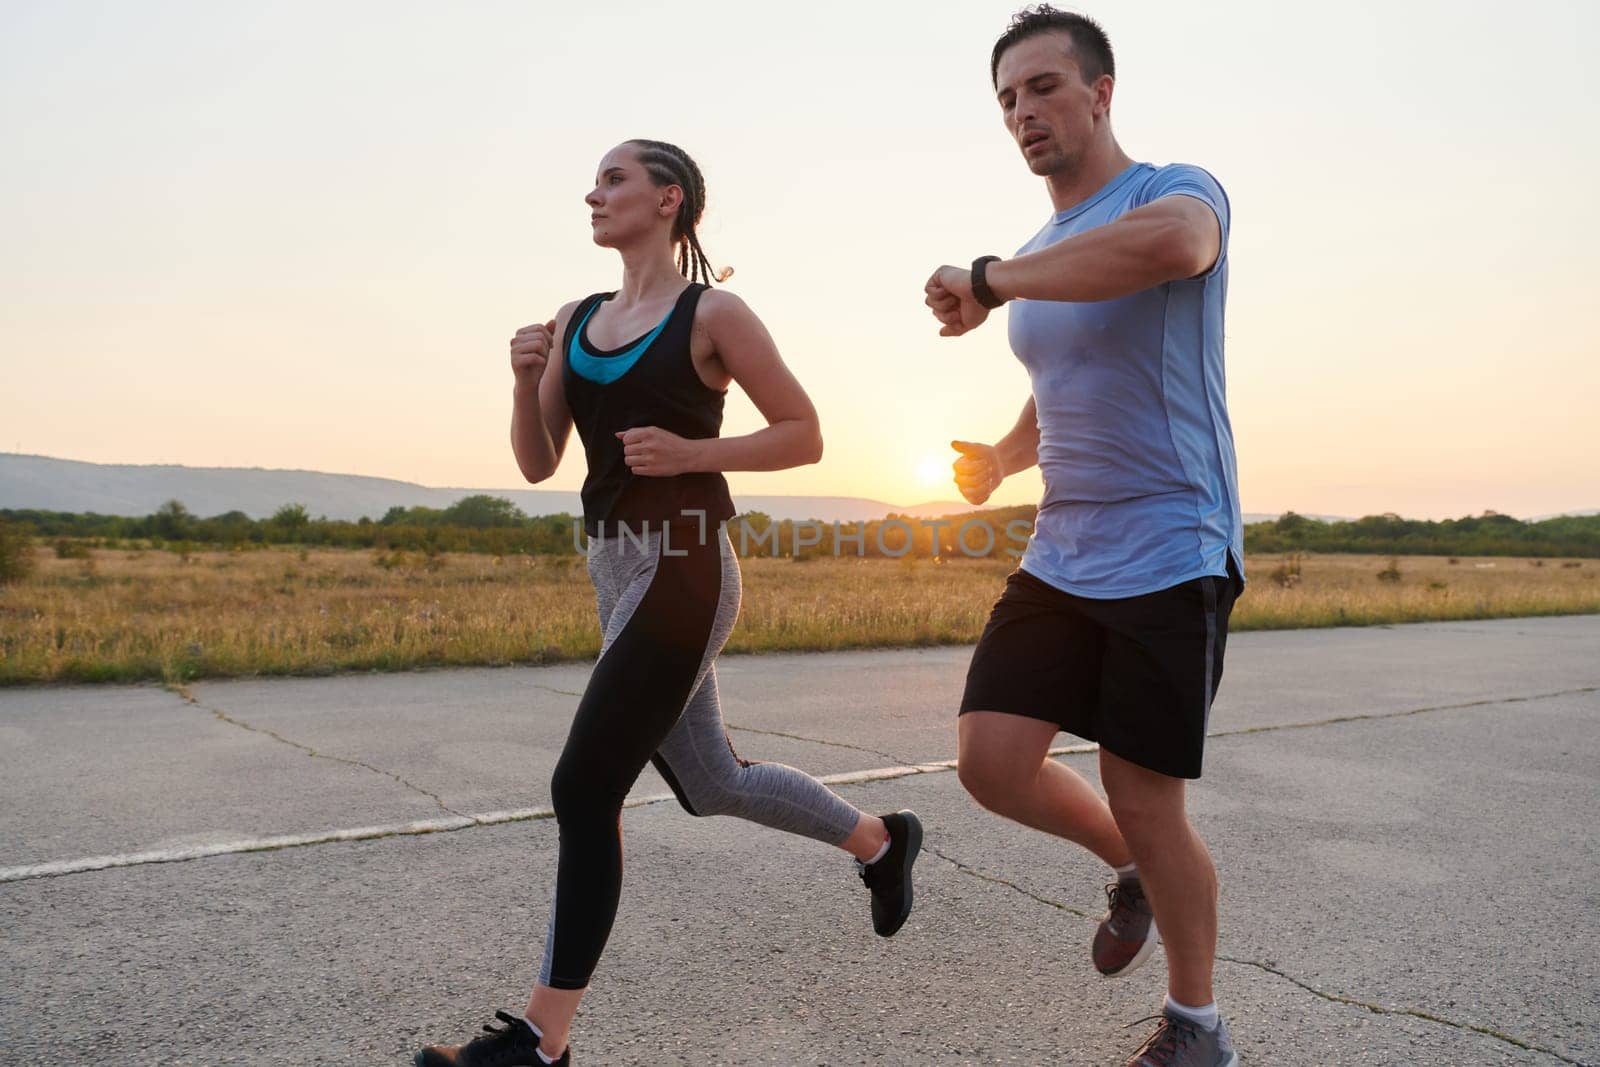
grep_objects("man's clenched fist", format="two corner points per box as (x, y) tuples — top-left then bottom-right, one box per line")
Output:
(951, 439), (1003, 505)
(925, 267), (990, 337)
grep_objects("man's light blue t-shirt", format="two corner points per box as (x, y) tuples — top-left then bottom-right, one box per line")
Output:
(1009, 161), (1243, 598)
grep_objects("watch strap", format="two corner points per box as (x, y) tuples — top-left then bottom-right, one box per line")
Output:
(971, 255), (1004, 309)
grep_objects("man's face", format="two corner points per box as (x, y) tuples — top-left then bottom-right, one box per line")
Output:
(994, 32), (1104, 177)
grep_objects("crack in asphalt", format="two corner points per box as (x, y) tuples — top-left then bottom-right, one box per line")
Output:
(172, 685), (476, 823)
(1209, 685), (1598, 741)
(508, 678), (1600, 771)
(1213, 954), (1587, 1065)
(924, 845), (1584, 1065)
(725, 723), (908, 765)
(531, 683), (585, 698)
(722, 686), (1600, 776)
(924, 844), (1097, 920)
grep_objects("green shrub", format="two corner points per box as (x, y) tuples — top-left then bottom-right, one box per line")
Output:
(54, 538), (91, 560)
(1269, 553), (1304, 588)
(0, 520), (34, 585)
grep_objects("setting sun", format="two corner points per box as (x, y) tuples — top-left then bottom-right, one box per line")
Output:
(917, 454), (952, 488)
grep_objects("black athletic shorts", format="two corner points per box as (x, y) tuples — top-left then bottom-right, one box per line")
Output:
(959, 558), (1244, 780)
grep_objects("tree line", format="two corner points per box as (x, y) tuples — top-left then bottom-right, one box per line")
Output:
(1241, 510), (1600, 557)
(1, 496), (578, 557)
(2, 500), (1597, 562)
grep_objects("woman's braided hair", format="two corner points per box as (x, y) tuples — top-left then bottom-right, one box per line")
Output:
(626, 139), (733, 285)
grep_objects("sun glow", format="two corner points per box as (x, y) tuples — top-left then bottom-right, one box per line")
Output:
(916, 454), (951, 487)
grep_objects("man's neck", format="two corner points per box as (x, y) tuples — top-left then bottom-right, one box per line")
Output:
(1044, 140), (1136, 214)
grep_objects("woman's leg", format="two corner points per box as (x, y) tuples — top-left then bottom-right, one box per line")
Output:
(649, 602), (922, 939)
(651, 531), (891, 862)
(525, 531), (724, 1057)
(652, 664), (883, 852)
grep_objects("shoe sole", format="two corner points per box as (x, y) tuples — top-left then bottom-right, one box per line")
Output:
(878, 809), (923, 938)
(1098, 918), (1159, 978)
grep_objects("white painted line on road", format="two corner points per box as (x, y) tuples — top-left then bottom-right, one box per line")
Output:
(0, 815), (472, 883)
(8, 684), (1592, 886)
(0, 744), (1098, 885)
(0, 806), (626, 884)
(814, 743), (1097, 786)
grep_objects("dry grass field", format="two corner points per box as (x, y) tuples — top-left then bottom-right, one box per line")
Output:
(1, 546), (1595, 685)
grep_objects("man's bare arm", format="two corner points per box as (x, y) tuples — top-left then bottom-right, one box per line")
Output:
(925, 196), (1222, 337)
(994, 395), (1040, 475)
(988, 195), (1221, 304)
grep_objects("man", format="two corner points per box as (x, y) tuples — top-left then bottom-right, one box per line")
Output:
(925, 7), (1245, 1066)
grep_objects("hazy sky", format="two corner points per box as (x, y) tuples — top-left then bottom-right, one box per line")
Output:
(4, 0), (1597, 518)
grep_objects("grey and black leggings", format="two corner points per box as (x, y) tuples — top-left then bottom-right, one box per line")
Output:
(537, 525), (862, 990)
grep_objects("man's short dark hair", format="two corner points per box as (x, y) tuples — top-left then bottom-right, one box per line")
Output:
(990, 6), (1115, 88)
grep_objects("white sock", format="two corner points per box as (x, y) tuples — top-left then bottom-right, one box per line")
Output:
(1113, 861), (1139, 883)
(1163, 994), (1219, 1032)
(523, 1020), (560, 1065)
(863, 836), (891, 865)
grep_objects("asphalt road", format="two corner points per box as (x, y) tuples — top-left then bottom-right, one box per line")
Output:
(2, 615), (1596, 1065)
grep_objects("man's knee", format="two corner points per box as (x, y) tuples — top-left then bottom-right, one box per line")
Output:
(1103, 772), (1186, 840)
(957, 710), (1059, 814)
(957, 750), (1027, 814)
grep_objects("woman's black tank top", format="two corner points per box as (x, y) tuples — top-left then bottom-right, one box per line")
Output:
(561, 283), (737, 538)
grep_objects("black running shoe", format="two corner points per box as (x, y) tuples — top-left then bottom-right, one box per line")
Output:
(856, 809), (923, 937)
(414, 1009), (569, 1066)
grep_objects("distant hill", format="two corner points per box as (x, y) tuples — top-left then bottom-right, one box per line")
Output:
(9, 454), (1585, 529)
(1533, 508), (1600, 520)
(0, 453), (973, 525)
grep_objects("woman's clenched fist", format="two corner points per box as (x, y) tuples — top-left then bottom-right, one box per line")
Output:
(510, 319), (558, 387)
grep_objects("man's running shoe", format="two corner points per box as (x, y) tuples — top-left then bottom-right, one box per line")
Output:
(414, 1009), (569, 1066)
(1093, 877), (1157, 977)
(1123, 1010), (1238, 1067)
(856, 809), (923, 937)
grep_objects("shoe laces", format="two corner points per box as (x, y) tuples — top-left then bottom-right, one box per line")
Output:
(462, 1010), (535, 1061)
(479, 1009), (527, 1037)
(1105, 879), (1146, 916)
(1124, 1014), (1196, 1066)
(856, 853), (894, 891)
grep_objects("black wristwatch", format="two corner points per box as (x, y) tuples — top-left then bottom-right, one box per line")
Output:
(971, 255), (1005, 309)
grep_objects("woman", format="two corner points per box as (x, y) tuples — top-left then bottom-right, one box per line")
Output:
(414, 139), (923, 1067)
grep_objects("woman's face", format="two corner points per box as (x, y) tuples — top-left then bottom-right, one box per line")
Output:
(585, 144), (679, 249)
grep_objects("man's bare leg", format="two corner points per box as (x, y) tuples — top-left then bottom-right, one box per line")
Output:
(1099, 748), (1216, 1006)
(958, 711), (1132, 867)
